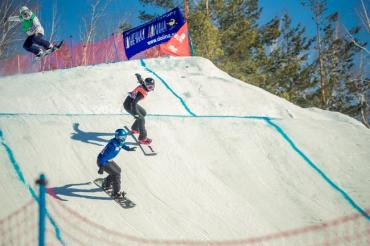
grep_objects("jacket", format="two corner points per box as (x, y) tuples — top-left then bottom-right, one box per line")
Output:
(97, 138), (131, 167)
(8, 13), (44, 36)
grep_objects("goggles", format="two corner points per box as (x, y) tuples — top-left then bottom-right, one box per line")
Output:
(146, 84), (155, 91)
(21, 11), (31, 19)
(116, 135), (127, 141)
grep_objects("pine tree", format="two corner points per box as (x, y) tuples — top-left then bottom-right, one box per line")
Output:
(301, 0), (369, 126)
(119, 22), (133, 33)
(261, 13), (314, 105)
(321, 19), (368, 124)
(188, 4), (223, 61)
(137, 0), (178, 22)
(301, 0), (328, 106)
(210, 0), (264, 84)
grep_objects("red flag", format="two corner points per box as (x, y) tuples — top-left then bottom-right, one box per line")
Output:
(159, 22), (191, 57)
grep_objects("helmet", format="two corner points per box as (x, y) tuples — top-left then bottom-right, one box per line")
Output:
(20, 6), (32, 20)
(114, 129), (127, 141)
(144, 77), (155, 91)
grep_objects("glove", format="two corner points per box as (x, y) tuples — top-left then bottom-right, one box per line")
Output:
(7, 16), (20, 22)
(133, 114), (140, 119)
(98, 167), (104, 175)
(135, 73), (144, 84)
(127, 147), (137, 151)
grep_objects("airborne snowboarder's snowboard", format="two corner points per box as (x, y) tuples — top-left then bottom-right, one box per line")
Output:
(124, 126), (157, 156)
(93, 178), (136, 209)
(35, 40), (64, 61)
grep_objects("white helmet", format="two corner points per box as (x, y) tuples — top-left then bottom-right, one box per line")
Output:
(20, 6), (32, 20)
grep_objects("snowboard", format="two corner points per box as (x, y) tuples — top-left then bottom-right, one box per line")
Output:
(35, 40), (64, 61)
(124, 126), (157, 156)
(93, 178), (136, 209)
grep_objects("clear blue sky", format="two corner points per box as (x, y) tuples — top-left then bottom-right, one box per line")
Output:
(35, 0), (368, 45)
(37, 0), (144, 41)
(259, 0), (368, 40)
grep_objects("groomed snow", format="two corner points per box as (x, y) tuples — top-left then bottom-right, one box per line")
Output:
(0, 56), (369, 245)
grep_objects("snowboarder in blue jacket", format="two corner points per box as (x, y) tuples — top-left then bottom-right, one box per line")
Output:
(97, 129), (136, 198)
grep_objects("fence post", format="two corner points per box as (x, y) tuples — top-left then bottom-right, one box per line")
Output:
(112, 33), (120, 62)
(36, 174), (47, 246)
(69, 35), (74, 67)
(17, 55), (20, 73)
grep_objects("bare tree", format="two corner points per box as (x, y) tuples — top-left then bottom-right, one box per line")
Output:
(346, 53), (370, 127)
(0, 0), (22, 58)
(80, 0), (111, 65)
(301, 0), (328, 107)
(184, 0), (189, 19)
(340, 0), (370, 56)
(49, 2), (61, 43)
(343, 0), (370, 127)
(358, 0), (370, 32)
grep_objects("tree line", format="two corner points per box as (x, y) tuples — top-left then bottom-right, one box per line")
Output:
(139, 0), (369, 127)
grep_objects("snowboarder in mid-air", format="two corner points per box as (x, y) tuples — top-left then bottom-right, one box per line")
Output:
(123, 74), (155, 145)
(7, 6), (62, 59)
(97, 129), (136, 198)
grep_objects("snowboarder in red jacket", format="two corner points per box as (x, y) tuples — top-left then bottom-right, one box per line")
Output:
(123, 74), (155, 145)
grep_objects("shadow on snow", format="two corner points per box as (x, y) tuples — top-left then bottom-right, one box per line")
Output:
(48, 182), (111, 201)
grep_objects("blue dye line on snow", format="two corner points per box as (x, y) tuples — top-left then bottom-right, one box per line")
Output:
(140, 59), (197, 116)
(1, 115), (369, 221)
(0, 130), (65, 244)
(264, 118), (370, 221)
(0, 112), (278, 120)
(139, 60), (370, 221)
(1, 60), (369, 223)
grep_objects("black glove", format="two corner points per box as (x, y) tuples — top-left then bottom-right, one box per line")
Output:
(127, 147), (137, 151)
(135, 73), (144, 84)
(98, 167), (104, 175)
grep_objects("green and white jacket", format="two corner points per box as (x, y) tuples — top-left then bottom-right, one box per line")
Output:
(8, 13), (44, 36)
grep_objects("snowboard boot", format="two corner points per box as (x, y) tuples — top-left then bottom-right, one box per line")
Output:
(101, 179), (112, 190)
(35, 49), (44, 58)
(44, 43), (57, 54)
(131, 129), (140, 135)
(139, 137), (152, 145)
(45, 41), (63, 54)
(111, 191), (126, 199)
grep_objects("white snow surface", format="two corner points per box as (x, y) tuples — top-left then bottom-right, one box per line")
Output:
(0, 56), (369, 245)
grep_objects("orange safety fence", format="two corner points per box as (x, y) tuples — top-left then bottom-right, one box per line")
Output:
(0, 34), (171, 77)
(1, 197), (369, 245)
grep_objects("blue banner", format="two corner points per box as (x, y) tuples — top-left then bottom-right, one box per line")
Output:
(123, 7), (185, 59)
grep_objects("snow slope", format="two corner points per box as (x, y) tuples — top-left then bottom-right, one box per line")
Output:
(0, 57), (369, 245)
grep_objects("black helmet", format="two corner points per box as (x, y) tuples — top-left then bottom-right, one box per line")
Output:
(144, 77), (155, 91)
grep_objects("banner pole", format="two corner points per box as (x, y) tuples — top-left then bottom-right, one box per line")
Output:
(112, 33), (120, 62)
(69, 35), (74, 67)
(188, 29), (195, 56)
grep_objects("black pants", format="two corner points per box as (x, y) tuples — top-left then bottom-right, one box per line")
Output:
(23, 33), (51, 55)
(102, 161), (121, 194)
(123, 96), (147, 140)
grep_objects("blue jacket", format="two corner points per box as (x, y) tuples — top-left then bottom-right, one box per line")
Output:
(97, 138), (131, 167)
